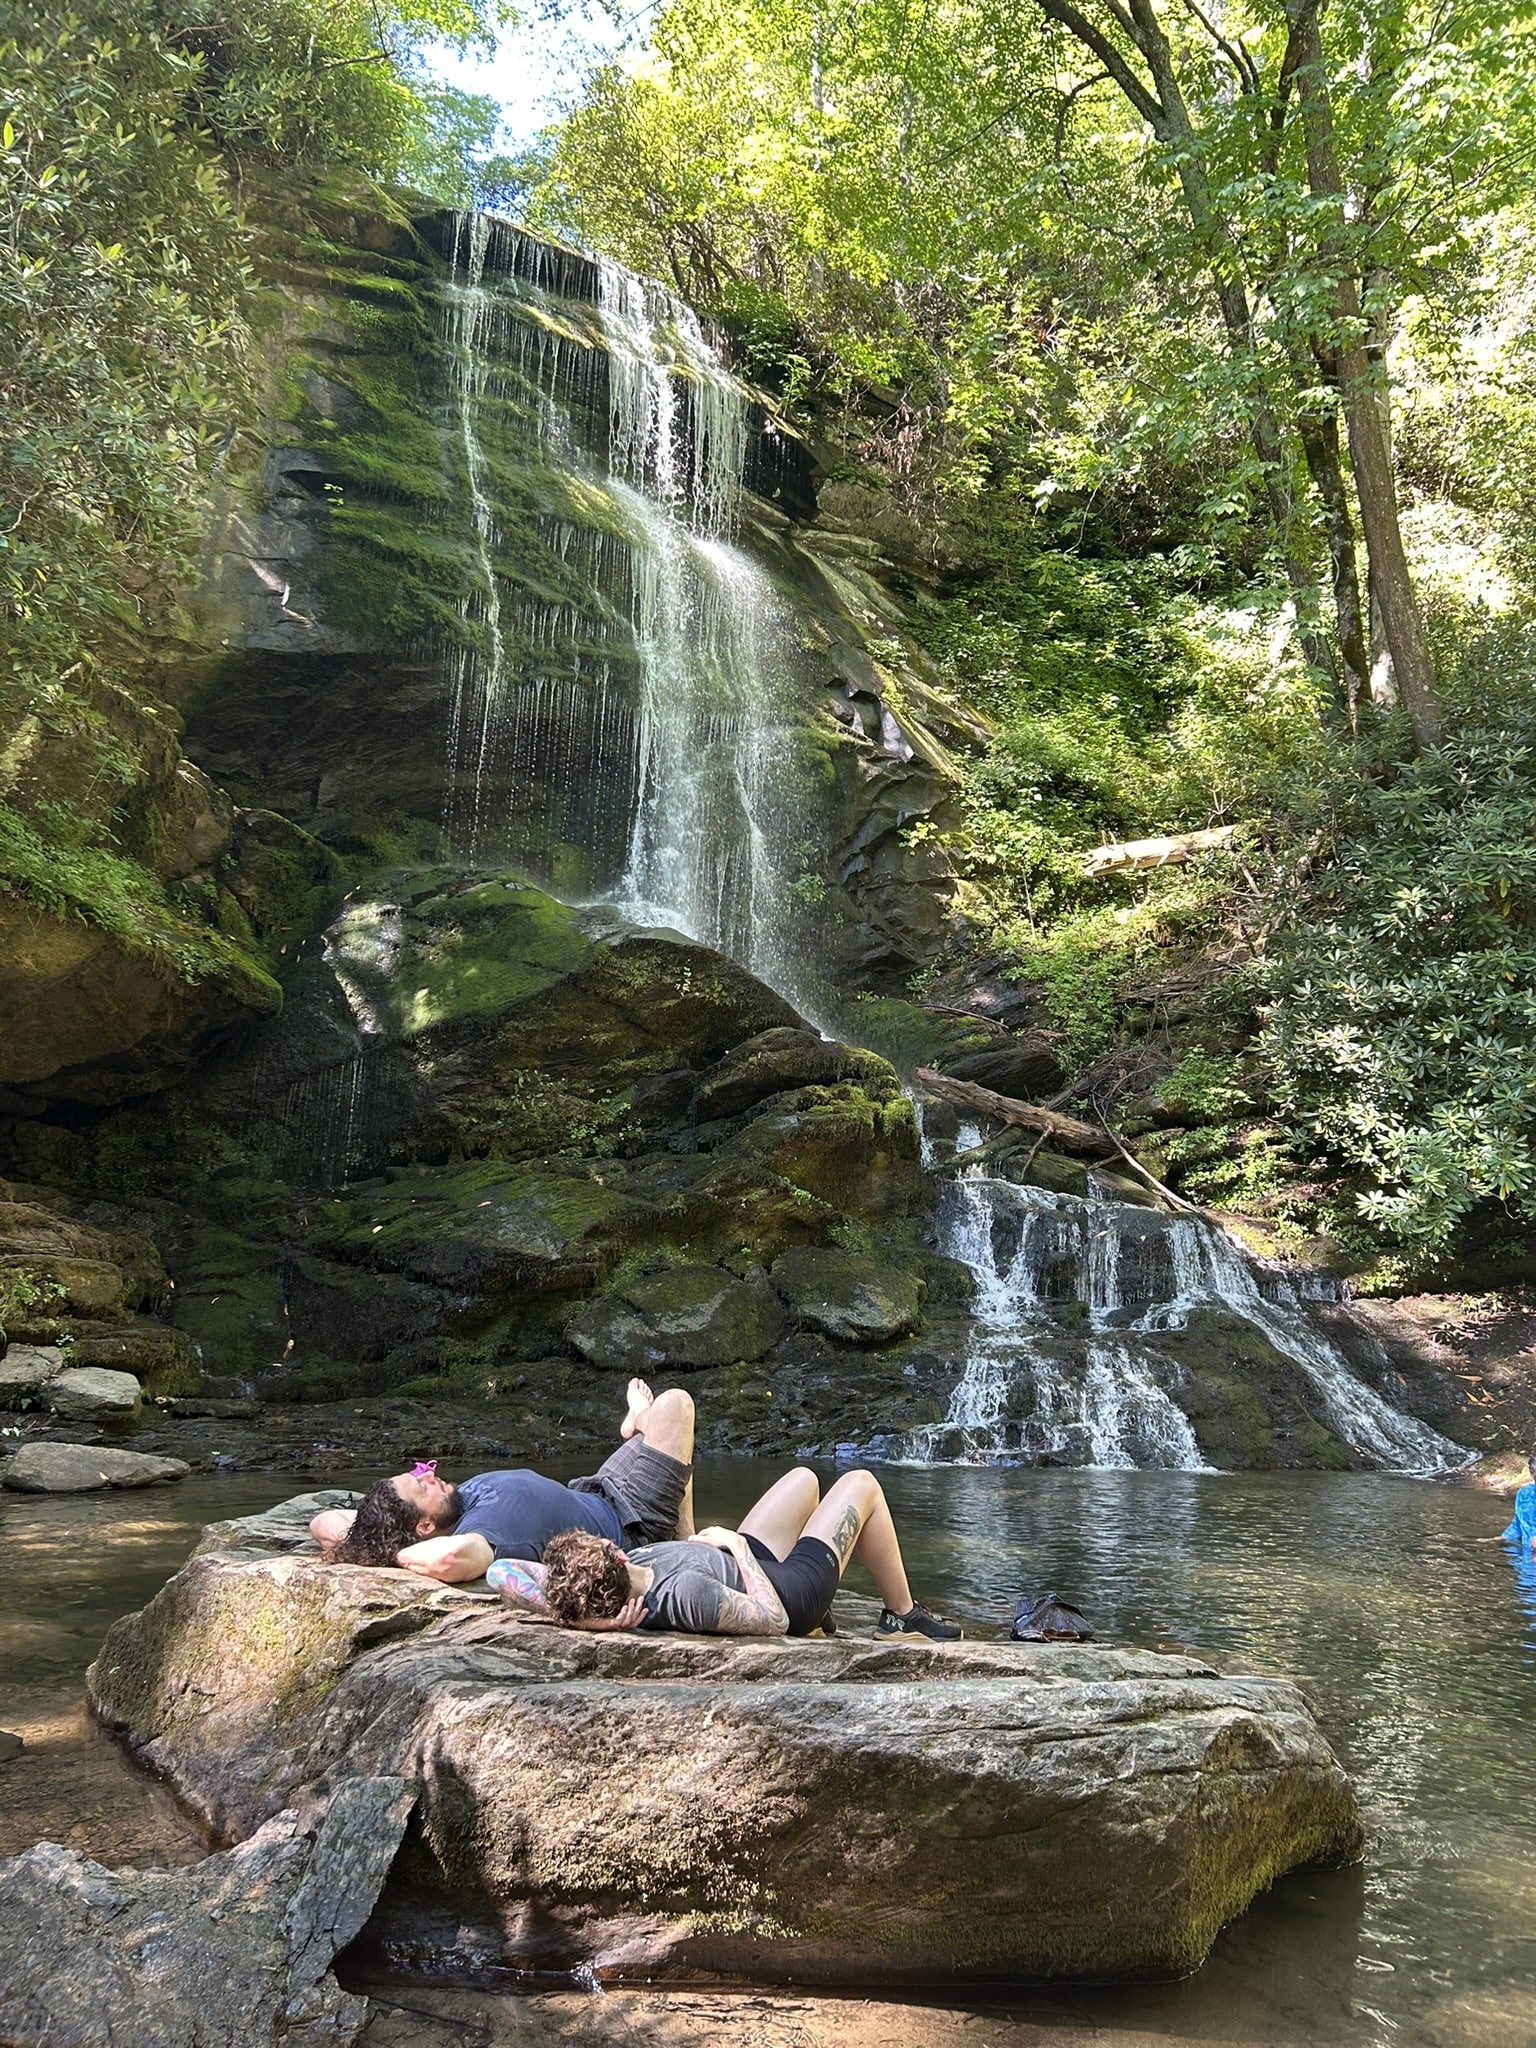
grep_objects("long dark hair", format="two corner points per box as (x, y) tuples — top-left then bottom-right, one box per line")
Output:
(330, 1480), (423, 1567)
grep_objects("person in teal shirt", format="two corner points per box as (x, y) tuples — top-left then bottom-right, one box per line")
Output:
(1503, 1454), (1536, 1545)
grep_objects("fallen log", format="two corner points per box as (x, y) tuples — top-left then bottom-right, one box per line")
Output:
(1082, 825), (1236, 878)
(913, 1068), (1110, 1153)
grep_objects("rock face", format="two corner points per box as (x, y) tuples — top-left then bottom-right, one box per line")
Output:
(567, 1263), (787, 1370)
(0, 1774), (415, 2048)
(771, 1246), (925, 1343)
(85, 1497), (1365, 1989)
(12, 877), (928, 1430)
(1, 1442), (189, 1492)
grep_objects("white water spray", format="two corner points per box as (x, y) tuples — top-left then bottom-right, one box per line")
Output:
(437, 221), (819, 1011)
(905, 1121), (1464, 1474)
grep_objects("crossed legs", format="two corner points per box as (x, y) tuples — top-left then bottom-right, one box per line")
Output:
(621, 1377), (695, 1537)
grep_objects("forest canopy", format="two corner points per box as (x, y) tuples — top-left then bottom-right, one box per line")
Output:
(8, 0), (1536, 1271)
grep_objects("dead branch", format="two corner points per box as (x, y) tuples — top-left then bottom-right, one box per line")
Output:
(1082, 825), (1236, 878)
(913, 1068), (1110, 1153)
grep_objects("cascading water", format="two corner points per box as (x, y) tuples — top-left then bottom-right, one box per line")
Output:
(432, 214), (1459, 1477)
(434, 217), (820, 1014)
(905, 1121), (1465, 1474)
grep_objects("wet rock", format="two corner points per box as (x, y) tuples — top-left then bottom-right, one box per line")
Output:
(696, 1028), (864, 1119)
(1, 1442), (187, 1493)
(87, 1500), (1365, 1988)
(46, 1366), (143, 1427)
(0, 1774), (415, 2048)
(770, 1247), (925, 1343)
(0, 1732), (22, 1764)
(0, 1342), (63, 1402)
(567, 1263), (786, 1371)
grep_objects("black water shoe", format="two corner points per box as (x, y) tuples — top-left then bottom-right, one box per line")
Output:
(877, 1600), (962, 1640)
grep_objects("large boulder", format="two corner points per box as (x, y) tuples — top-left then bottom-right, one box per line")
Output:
(2, 1442), (188, 1493)
(86, 1498), (1365, 1988)
(566, 1263), (787, 1370)
(771, 1246), (925, 1343)
(0, 1775), (415, 2048)
(45, 1366), (143, 1427)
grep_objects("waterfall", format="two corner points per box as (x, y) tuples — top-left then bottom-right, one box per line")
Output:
(431, 221), (1458, 1477)
(436, 217), (820, 1013)
(441, 213), (512, 862)
(905, 1121), (1465, 1475)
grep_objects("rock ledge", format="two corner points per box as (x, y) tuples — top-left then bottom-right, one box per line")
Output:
(84, 1493), (1364, 1988)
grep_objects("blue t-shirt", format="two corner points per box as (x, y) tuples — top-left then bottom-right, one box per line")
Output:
(1504, 1482), (1536, 1545)
(453, 1470), (623, 1562)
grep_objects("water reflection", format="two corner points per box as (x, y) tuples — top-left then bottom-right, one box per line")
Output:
(6, 1464), (1536, 2046)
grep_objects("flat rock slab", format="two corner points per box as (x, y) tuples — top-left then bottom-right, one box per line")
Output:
(46, 1365), (142, 1425)
(1, 1441), (189, 1492)
(85, 1495), (1365, 1989)
(0, 1775), (415, 2048)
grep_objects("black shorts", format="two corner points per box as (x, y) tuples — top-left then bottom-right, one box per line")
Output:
(745, 1532), (840, 1635)
(570, 1435), (691, 1548)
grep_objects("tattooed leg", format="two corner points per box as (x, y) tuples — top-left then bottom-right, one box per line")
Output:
(803, 1470), (914, 1615)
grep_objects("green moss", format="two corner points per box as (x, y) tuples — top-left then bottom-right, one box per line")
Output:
(843, 993), (995, 1074)
(330, 881), (594, 1038)
(0, 797), (281, 1004)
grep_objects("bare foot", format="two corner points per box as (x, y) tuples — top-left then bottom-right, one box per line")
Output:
(620, 1377), (654, 1440)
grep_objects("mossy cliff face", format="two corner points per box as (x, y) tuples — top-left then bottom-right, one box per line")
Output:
(6, 876), (936, 1425)
(162, 178), (976, 983)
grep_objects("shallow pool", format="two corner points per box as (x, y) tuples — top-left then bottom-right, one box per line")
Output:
(4, 1460), (1532, 2046)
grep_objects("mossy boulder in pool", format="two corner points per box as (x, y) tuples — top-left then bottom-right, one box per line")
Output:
(770, 1246), (925, 1343)
(567, 1262), (786, 1371)
(86, 1496), (1367, 1989)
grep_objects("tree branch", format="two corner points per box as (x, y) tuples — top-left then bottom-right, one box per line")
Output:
(1176, 0), (1260, 94)
(1034, 0), (1168, 133)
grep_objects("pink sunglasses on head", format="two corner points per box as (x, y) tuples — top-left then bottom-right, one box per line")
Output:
(410, 1460), (438, 1478)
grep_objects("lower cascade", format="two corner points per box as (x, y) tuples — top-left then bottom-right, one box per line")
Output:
(905, 1124), (1466, 1475)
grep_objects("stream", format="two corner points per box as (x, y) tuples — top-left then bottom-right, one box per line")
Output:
(5, 1459), (1534, 2046)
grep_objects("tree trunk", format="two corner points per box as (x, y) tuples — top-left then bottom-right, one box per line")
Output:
(1288, 340), (1369, 723)
(1288, 9), (1443, 749)
(1036, 0), (1331, 673)
(912, 1068), (1112, 1153)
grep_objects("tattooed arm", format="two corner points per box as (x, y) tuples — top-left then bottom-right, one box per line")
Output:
(688, 1529), (789, 1636)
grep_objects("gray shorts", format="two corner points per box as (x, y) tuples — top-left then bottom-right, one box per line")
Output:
(569, 1435), (691, 1547)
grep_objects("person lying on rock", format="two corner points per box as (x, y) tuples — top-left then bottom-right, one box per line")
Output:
(541, 1463), (961, 1639)
(309, 1378), (694, 1582)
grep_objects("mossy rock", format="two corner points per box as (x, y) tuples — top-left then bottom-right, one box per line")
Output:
(727, 1085), (922, 1220)
(1161, 1307), (1360, 1471)
(696, 1028), (875, 1120)
(325, 877), (595, 1039)
(567, 1263), (787, 1372)
(769, 1246), (925, 1344)
(303, 1160), (651, 1298)
(70, 1322), (203, 1399)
